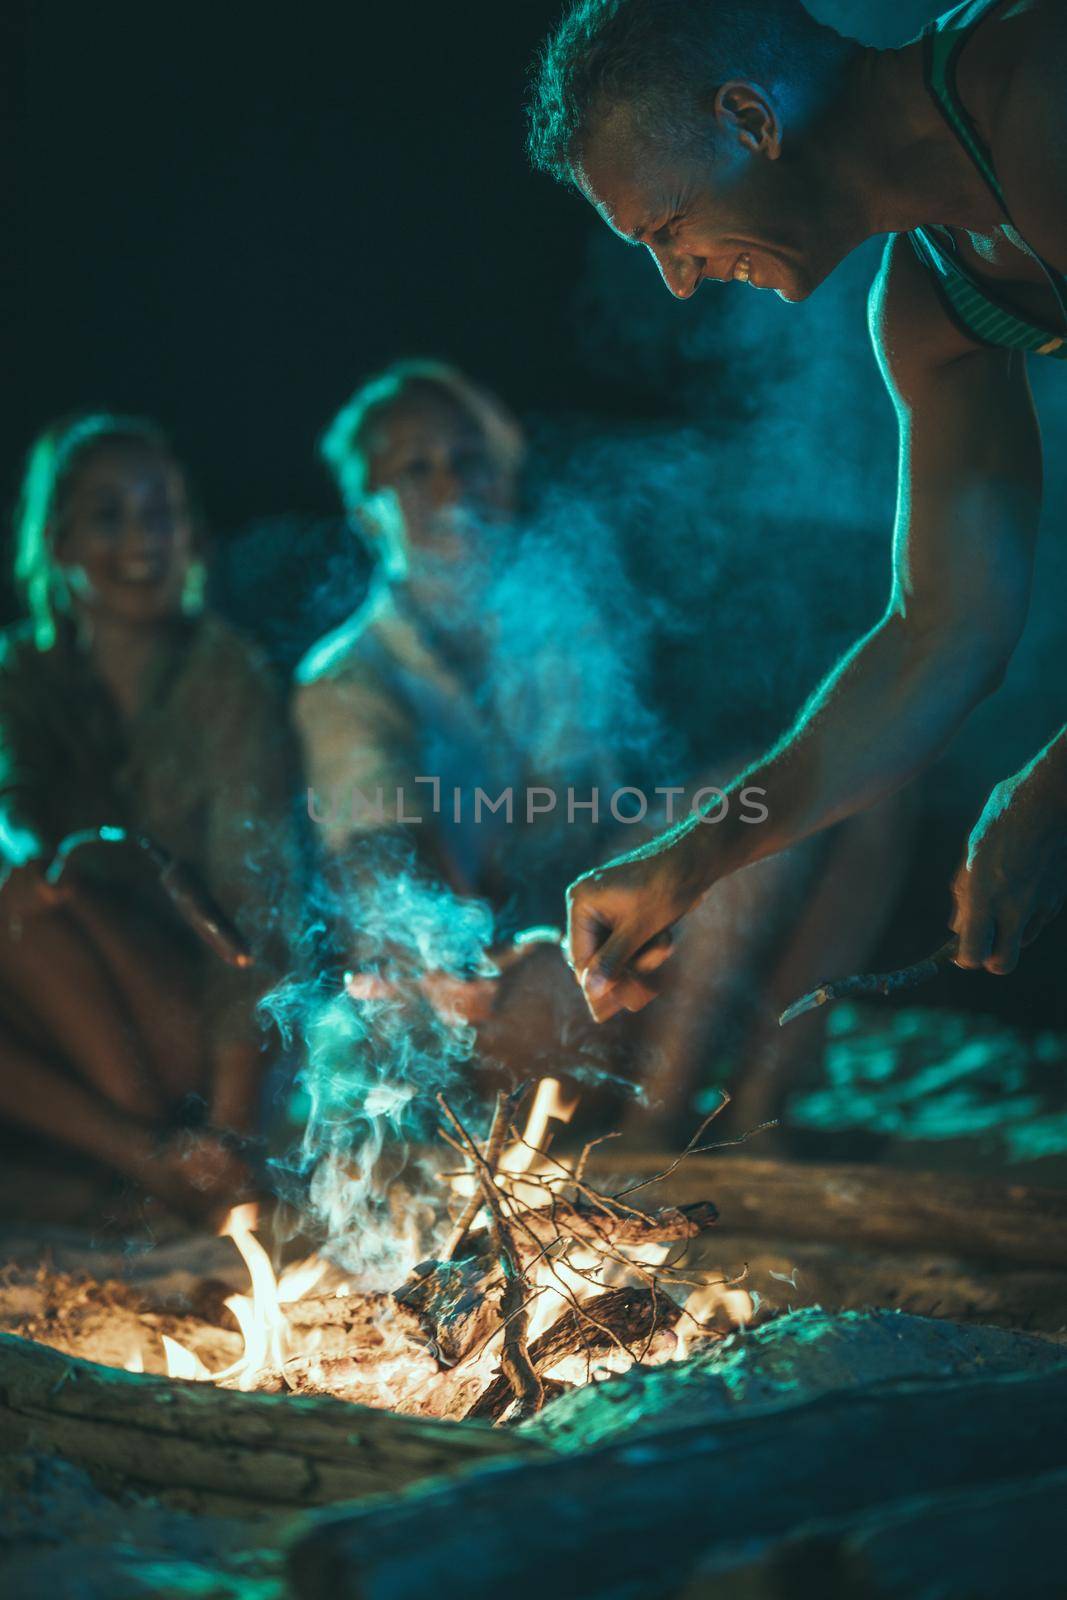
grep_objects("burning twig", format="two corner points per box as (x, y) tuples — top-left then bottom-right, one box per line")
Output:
(441, 1082), (531, 1263)
(438, 1095), (544, 1420)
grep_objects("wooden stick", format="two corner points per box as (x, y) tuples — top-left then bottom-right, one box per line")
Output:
(441, 1082), (531, 1263)
(438, 1096), (543, 1420)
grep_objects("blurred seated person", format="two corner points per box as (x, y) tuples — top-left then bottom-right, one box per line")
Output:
(294, 363), (912, 1143)
(0, 413), (298, 1219)
(294, 361), (617, 1055)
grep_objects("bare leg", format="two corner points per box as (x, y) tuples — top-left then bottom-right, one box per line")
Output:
(725, 794), (915, 1136)
(0, 907), (166, 1121)
(631, 791), (916, 1144)
(0, 1011), (242, 1219)
(66, 883), (207, 1106)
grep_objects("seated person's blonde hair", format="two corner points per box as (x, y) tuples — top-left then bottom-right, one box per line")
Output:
(318, 360), (525, 515)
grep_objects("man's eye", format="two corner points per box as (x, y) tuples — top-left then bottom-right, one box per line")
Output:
(653, 213), (685, 245)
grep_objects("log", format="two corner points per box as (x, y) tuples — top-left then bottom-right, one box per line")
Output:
(466, 1284), (684, 1423)
(585, 1154), (1067, 1267)
(287, 1362), (1067, 1600)
(0, 1330), (548, 1518)
(521, 1307), (1067, 1451)
(680, 1467), (1067, 1599)
(689, 1233), (1067, 1333)
(394, 1256), (499, 1368)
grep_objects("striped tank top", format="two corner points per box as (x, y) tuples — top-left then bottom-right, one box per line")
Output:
(909, 0), (1067, 359)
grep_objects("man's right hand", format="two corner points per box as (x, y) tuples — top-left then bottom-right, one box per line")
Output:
(566, 827), (713, 1021)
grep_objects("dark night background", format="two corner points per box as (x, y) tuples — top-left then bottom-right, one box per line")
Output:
(6, 0), (1067, 1030)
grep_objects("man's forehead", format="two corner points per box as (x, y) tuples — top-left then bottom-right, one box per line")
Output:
(574, 146), (663, 244)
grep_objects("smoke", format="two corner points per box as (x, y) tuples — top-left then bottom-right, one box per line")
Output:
(262, 843), (497, 1288)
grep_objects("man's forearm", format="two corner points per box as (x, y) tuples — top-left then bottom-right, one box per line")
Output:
(694, 609), (1004, 882)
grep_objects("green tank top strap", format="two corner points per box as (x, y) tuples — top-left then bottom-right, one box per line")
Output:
(908, 0), (1067, 360)
(925, 0), (1011, 213)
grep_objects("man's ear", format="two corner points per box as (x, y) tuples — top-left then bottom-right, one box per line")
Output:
(713, 81), (782, 159)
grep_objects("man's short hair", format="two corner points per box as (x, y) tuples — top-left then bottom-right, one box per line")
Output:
(527, 0), (821, 182)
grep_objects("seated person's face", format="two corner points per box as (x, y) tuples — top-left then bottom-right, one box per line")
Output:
(54, 445), (195, 624)
(362, 396), (515, 576)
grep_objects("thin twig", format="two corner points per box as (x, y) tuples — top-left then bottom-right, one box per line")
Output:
(438, 1094), (544, 1419)
(442, 1090), (508, 1262)
(574, 1130), (621, 1187)
(611, 1116), (779, 1202)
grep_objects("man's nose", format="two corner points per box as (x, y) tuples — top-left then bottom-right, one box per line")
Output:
(650, 245), (701, 300)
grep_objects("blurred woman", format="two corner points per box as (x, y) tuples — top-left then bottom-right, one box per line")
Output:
(0, 413), (298, 1219)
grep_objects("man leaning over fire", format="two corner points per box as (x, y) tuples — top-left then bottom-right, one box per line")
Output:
(525, 0), (1067, 1019)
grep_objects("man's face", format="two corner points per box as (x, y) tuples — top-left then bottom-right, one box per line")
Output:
(576, 104), (841, 305)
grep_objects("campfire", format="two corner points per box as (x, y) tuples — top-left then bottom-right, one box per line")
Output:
(108, 1078), (750, 1424)
(3, 1083), (1067, 1598)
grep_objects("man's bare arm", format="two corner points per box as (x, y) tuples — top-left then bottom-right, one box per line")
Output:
(569, 238), (1043, 1017)
(712, 238), (1041, 857)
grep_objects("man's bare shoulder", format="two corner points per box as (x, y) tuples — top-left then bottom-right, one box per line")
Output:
(867, 235), (991, 397)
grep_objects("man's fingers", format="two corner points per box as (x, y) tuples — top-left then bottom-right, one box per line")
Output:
(583, 969), (660, 1022)
(566, 890), (608, 976)
(631, 928), (674, 974)
(952, 890), (995, 970)
(986, 908), (1026, 975)
(580, 929), (674, 1021)
(579, 919), (643, 1016)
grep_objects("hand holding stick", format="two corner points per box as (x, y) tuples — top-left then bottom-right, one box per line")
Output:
(46, 826), (254, 969)
(779, 935), (960, 1027)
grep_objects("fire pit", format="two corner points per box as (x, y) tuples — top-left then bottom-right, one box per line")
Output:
(3, 1089), (1067, 1599)
(0, 1080), (750, 1433)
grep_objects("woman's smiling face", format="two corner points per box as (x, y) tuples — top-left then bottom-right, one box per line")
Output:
(54, 445), (195, 625)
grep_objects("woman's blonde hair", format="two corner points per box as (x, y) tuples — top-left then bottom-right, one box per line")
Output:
(14, 412), (204, 647)
(318, 360), (525, 512)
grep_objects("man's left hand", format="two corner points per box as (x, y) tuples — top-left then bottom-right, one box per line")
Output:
(951, 745), (1067, 973)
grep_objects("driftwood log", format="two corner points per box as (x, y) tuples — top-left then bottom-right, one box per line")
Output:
(683, 1467), (1067, 1599)
(586, 1153), (1067, 1267)
(693, 1232), (1067, 1333)
(288, 1362), (1067, 1600)
(0, 1330), (546, 1518)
